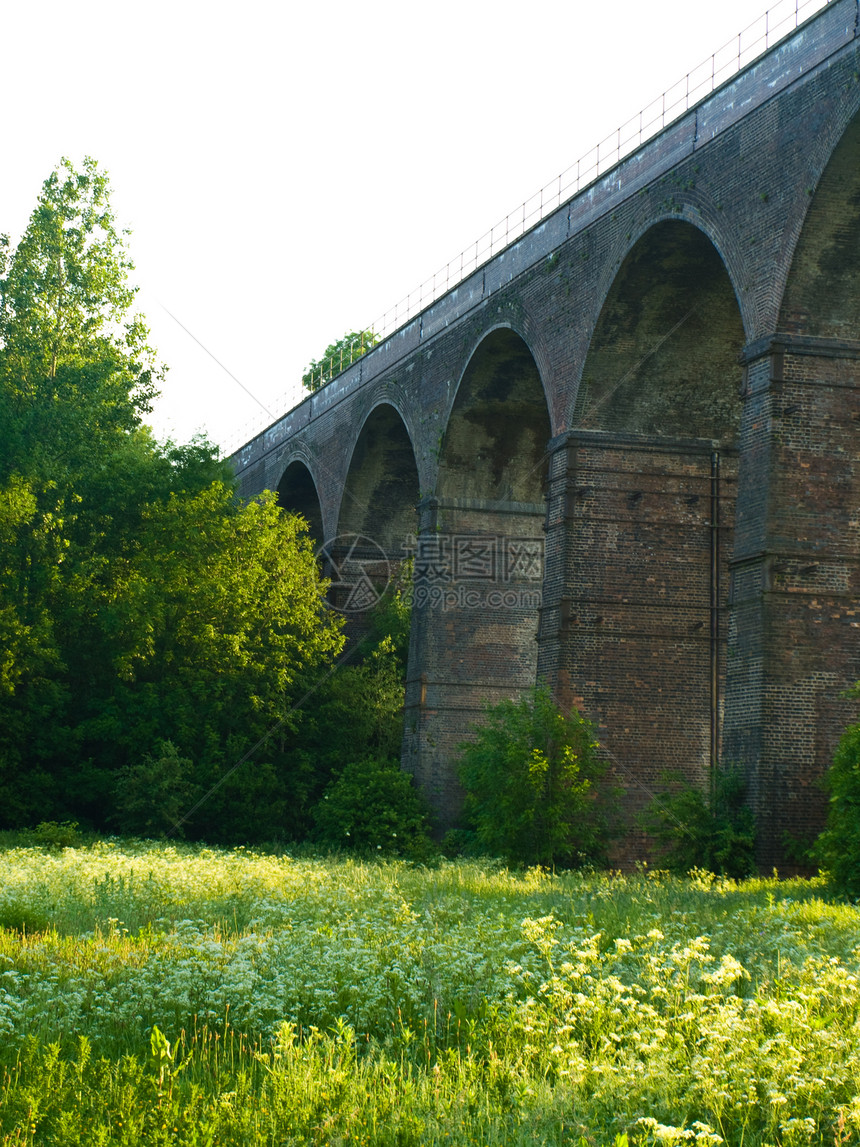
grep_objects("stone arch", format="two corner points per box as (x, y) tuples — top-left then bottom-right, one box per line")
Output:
(552, 220), (746, 862)
(779, 108), (860, 337)
(337, 401), (420, 559)
(407, 327), (552, 827)
(576, 220), (745, 440)
(276, 458), (324, 547)
(438, 325), (552, 502)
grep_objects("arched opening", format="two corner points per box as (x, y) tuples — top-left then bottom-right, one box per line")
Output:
(277, 460), (324, 546)
(328, 403), (420, 618)
(561, 222), (745, 861)
(438, 327), (550, 502)
(779, 110), (860, 337)
(577, 221), (744, 441)
(407, 329), (552, 826)
(337, 403), (420, 558)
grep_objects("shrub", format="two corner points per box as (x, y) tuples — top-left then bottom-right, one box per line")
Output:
(284, 611), (411, 840)
(645, 767), (756, 878)
(112, 741), (198, 838)
(311, 756), (435, 859)
(30, 820), (82, 849)
(457, 686), (609, 868)
(814, 708), (860, 897)
(439, 827), (484, 859)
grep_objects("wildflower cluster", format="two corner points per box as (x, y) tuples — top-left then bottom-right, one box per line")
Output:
(1, 842), (859, 1144)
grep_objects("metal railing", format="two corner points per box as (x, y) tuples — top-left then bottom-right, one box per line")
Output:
(227, 0), (832, 456)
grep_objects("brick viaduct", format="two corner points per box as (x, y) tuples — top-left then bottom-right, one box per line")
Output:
(234, 0), (860, 867)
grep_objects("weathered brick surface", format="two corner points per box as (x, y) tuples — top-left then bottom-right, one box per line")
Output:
(539, 434), (737, 866)
(234, 0), (860, 867)
(726, 337), (860, 865)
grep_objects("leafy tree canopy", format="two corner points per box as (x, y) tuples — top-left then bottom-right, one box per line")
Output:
(0, 157), (158, 485)
(0, 159), (344, 839)
(814, 684), (860, 896)
(301, 330), (378, 392)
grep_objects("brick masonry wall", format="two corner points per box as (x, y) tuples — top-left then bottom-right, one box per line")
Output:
(727, 337), (860, 866)
(233, 2), (860, 867)
(403, 497), (546, 826)
(539, 434), (737, 866)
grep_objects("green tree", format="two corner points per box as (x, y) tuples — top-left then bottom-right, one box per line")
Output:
(0, 159), (344, 837)
(814, 691), (860, 897)
(68, 484), (343, 835)
(0, 157), (158, 484)
(457, 686), (609, 868)
(301, 330), (378, 392)
(0, 156), (161, 824)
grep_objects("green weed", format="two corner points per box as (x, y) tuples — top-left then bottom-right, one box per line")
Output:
(0, 841), (857, 1144)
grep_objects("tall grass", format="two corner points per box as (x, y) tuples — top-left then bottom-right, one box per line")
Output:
(0, 841), (858, 1145)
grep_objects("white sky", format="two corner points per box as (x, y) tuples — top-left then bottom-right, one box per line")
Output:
(2, 0), (808, 454)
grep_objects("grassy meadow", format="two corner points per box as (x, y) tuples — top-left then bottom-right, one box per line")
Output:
(0, 840), (859, 1145)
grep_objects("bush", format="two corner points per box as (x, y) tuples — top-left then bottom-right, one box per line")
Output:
(29, 820), (82, 849)
(112, 741), (198, 838)
(281, 569), (413, 840)
(814, 709), (860, 897)
(311, 756), (435, 859)
(645, 767), (756, 878)
(457, 686), (609, 868)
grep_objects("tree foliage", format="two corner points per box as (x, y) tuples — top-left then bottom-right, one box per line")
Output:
(0, 159), (344, 839)
(0, 157), (158, 480)
(301, 330), (378, 392)
(457, 687), (609, 868)
(814, 691), (860, 897)
(283, 576), (433, 854)
(645, 768), (756, 879)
